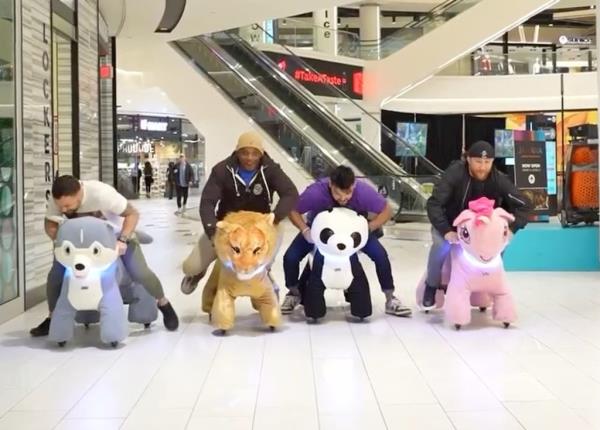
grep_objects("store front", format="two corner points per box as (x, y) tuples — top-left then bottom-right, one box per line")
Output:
(0, 0), (21, 323)
(116, 114), (205, 199)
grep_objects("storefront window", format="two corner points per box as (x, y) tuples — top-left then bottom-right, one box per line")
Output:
(0, 0), (18, 305)
(115, 114), (205, 198)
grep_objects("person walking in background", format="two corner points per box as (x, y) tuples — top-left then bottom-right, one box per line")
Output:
(130, 162), (141, 196)
(174, 154), (194, 214)
(143, 161), (153, 198)
(166, 161), (176, 200)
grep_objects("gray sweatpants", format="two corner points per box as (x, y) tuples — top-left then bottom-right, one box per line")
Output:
(47, 239), (165, 312)
(425, 227), (452, 288)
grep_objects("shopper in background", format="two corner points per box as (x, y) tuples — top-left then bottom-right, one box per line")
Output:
(166, 161), (176, 200)
(143, 161), (153, 198)
(173, 154), (194, 215)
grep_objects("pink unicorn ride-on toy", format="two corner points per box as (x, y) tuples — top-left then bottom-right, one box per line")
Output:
(416, 197), (517, 330)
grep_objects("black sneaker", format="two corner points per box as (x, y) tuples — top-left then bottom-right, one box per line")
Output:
(421, 285), (438, 311)
(158, 302), (179, 331)
(30, 317), (51, 337)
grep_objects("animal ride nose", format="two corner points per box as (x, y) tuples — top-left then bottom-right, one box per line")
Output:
(75, 263), (85, 271)
(337, 243), (346, 250)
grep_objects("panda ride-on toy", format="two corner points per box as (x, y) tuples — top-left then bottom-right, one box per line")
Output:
(300, 207), (372, 323)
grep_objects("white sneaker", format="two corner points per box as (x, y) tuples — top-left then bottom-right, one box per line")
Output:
(182, 204), (187, 213)
(281, 294), (301, 314)
(385, 297), (412, 317)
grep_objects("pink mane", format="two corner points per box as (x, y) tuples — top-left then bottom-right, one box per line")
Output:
(468, 197), (495, 226)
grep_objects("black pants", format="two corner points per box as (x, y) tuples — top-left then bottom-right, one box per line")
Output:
(166, 181), (175, 199)
(131, 177), (140, 194)
(176, 185), (189, 208)
(144, 176), (152, 194)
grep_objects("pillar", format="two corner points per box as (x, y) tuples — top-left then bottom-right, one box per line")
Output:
(359, 4), (381, 60)
(313, 8), (338, 55)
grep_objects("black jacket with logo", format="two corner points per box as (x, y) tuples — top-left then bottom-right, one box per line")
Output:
(199, 152), (298, 238)
(426, 160), (532, 236)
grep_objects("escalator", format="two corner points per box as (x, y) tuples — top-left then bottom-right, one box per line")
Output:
(171, 32), (442, 218)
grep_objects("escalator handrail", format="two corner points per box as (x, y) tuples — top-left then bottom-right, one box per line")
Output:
(225, 30), (443, 176)
(171, 36), (431, 207)
(205, 33), (433, 200)
(243, 26), (443, 175)
(405, 0), (467, 29)
(171, 37), (355, 172)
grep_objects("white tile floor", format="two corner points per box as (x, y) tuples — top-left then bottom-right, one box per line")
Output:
(1, 198), (599, 430)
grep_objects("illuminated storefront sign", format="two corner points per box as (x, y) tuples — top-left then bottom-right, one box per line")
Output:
(265, 52), (363, 100)
(140, 119), (168, 131)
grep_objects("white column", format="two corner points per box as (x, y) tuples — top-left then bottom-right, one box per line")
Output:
(359, 4), (381, 60)
(313, 8), (338, 55)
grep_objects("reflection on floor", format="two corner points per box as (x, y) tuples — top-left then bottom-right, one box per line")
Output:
(1, 198), (599, 430)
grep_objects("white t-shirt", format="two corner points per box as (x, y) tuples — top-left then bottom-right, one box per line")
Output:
(46, 180), (128, 223)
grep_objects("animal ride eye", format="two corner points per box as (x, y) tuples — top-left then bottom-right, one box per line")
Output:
(351, 232), (362, 248)
(92, 246), (101, 256)
(65, 246), (71, 255)
(253, 247), (262, 255)
(231, 245), (241, 254)
(319, 228), (334, 244)
(459, 226), (471, 244)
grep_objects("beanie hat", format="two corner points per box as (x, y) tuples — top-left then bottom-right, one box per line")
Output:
(236, 131), (264, 154)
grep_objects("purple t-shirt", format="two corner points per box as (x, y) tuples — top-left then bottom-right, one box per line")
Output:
(296, 178), (386, 216)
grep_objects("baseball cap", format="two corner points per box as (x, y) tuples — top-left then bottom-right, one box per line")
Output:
(467, 140), (495, 159)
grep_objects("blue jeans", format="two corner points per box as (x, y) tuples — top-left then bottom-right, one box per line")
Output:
(283, 231), (395, 292)
(425, 227), (451, 288)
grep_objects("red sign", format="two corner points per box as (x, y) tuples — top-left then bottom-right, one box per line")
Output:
(100, 64), (113, 79)
(293, 69), (347, 87)
(265, 52), (363, 100)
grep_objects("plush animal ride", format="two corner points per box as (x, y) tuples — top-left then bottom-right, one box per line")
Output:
(208, 211), (280, 335)
(302, 207), (371, 322)
(49, 216), (157, 347)
(416, 197), (517, 330)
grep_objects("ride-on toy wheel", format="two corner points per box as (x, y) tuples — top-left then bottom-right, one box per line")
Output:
(479, 307), (487, 312)
(58, 341), (66, 347)
(454, 324), (461, 331)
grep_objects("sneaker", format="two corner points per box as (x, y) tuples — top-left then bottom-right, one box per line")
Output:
(421, 284), (438, 310)
(180, 272), (204, 295)
(385, 297), (412, 317)
(281, 294), (301, 314)
(30, 317), (51, 337)
(158, 302), (179, 331)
